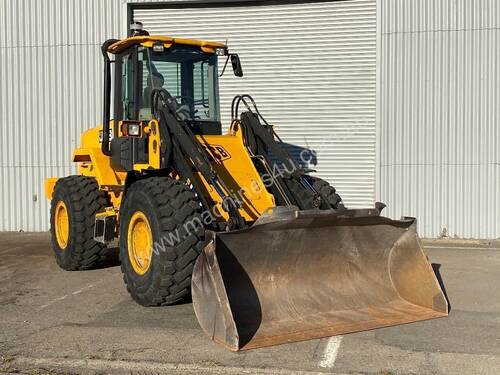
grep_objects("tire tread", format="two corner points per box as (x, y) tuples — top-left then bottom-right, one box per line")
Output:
(120, 177), (205, 306)
(50, 175), (109, 270)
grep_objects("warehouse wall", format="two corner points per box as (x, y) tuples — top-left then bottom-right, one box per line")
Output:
(2, 0), (498, 238)
(379, 0), (500, 238)
(133, 0), (377, 209)
(0, 0), (377, 231)
(0, 0), (126, 231)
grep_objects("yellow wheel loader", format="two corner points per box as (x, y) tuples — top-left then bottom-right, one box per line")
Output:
(45, 24), (448, 351)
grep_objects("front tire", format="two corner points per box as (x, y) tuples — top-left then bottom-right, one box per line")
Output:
(311, 177), (344, 209)
(50, 176), (109, 270)
(282, 176), (344, 210)
(119, 177), (205, 306)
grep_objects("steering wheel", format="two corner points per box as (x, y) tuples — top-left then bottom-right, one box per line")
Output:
(172, 96), (193, 120)
(174, 96), (194, 107)
(175, 96), (201, 120)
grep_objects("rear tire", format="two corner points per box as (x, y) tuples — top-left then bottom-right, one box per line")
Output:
(50, 176), (109, 270)
(119, 177), (205, 306)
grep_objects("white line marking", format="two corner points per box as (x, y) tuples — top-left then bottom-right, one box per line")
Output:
(39, 282), (102, 309)
(318, 336), (343, 368)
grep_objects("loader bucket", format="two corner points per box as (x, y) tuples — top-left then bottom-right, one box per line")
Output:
(191, 207), (448, 351)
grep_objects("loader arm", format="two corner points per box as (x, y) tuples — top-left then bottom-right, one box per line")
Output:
(151, 89), (245, 229)
(234, 96), (328, 210)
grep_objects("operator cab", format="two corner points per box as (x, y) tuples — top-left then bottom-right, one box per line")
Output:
(99, 25), (243, 169)
(105, 27), (242, 137)
(116, 43), (221, 135)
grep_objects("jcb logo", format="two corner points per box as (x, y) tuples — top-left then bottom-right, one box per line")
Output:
(202, 144), (231, 162)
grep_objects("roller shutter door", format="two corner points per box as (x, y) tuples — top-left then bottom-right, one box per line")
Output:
(133, 0), (376, 207)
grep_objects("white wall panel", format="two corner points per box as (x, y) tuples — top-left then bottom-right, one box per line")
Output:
(0, 0), (126, 231)
(4, 0), (497, 238)
(134, 0), (377, 208)
(379, 0), (500, 238)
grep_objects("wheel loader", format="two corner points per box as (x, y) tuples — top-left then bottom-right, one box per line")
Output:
(45, 24), (448, 351)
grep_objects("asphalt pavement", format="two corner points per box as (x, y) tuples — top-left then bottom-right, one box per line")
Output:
(0, 232), (499, 374)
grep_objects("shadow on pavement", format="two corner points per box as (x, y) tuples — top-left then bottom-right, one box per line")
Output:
(432, 263), (451, 313)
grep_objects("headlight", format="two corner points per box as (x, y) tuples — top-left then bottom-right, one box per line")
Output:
(215, 47), (226, 56)
(152, 42), (164, 53)
(128, 123), (141, 136)
(121, 121), (142, 136)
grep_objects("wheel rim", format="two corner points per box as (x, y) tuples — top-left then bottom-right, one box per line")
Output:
(54, 200), (69, 250)
(127, 211), (153, 275)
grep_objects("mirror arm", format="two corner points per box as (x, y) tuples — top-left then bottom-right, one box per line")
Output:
(219, 55), (230, 77)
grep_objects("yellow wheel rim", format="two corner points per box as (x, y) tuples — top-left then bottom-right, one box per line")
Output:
(127, 211), (153, 275)
(54, 200), (70, 250)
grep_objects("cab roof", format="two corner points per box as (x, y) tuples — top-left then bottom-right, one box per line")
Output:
(108, 35), (227, 54)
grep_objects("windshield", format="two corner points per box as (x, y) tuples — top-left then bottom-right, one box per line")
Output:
(138, 45), (220, 123)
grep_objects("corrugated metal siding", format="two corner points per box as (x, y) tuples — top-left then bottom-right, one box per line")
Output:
(134, 0), (377, 208)
(0, 0), (126, 231)
(379, 0), (500, 238)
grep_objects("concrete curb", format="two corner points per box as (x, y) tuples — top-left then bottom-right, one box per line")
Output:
(6, 356), (354, 375)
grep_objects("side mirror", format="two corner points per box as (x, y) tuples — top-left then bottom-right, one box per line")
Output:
(230, 54), (243, 77)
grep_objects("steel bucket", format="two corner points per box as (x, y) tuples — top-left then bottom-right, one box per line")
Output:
(191, 207), (448, 351)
